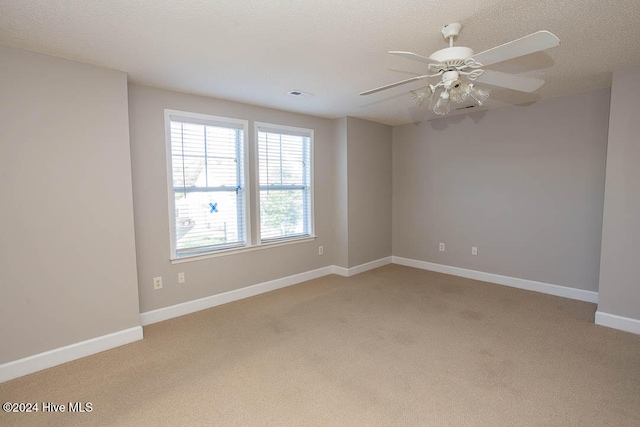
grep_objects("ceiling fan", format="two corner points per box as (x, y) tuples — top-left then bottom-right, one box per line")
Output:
(360, 23), (560, 115)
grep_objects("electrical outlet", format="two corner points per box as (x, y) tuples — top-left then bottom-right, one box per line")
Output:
(472, 246), (478, 256)
(178, 272), (185, 284)
(153, 276), (163, 290)
(318, 246), (324, 255)
(439, 243), (445, 252)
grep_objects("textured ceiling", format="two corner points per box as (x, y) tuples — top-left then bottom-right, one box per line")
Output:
(1, 0), (640, 126)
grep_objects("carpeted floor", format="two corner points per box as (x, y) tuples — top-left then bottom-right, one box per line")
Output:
(1, 264), (639, 426)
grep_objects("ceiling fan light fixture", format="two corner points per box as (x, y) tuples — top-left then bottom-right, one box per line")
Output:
(449, 80), (472, 103)
(469, 84), (490, 106)
(361, 24), (560, 118)
(410, 85), (434, 106)
(434, 92), (451, 115)
(412, 80), (489, 114)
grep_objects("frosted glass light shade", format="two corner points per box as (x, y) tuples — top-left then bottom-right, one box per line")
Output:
(449, 80), (472, 103)
(434, 93), (451, 115)
(410, 86), (433, 106)
(469, 84), (490, 106)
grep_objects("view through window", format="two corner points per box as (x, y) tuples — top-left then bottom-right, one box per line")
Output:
(165, 111), (314, 259)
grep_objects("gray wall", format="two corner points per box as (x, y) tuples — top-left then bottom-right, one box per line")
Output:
(393, 90), (610, 291)
(0, 46), (141, 363)
(333, 118), (349, 268)
(346, 117), (392, 267)
(128, 84), (335, 313)
(598, 65), (640, 320)
(1, 40), (633, 370)
(332, 117), (393, 269)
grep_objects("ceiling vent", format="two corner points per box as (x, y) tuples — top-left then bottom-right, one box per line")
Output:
(287, 90), (313, 98)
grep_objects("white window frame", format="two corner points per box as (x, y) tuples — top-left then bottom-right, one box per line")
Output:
(254, 122), (315, 244)
(165, 109), (250, 260)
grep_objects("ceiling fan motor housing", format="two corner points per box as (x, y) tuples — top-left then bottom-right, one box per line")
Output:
(429, 46), (475, 65)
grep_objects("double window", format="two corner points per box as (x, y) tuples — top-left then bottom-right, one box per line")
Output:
(165, 110), (313, 259)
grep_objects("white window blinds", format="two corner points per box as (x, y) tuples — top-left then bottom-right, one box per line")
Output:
(168, 112), (248, 257)
(257, 124), (313, 242)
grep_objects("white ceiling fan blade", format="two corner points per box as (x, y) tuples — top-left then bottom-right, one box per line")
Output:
(360, 75), (429, 96)
(389, 51), (440, 65)
(474, 70), (545, 92)
(470, 31), (560, 67)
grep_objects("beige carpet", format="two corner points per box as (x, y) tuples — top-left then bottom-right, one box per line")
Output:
(2, 264), (639, 426)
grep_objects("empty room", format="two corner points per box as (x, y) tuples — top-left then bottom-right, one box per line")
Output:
(1, 1), (639, 425)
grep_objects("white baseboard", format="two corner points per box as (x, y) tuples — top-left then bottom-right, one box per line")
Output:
(2, 260), (391, 382)
(143, 255), (597, 328)
(332, 257), (392, 277)
(140, 266), (334, 326)
(595, 311), (640, 335)
(391, 256), (599, 304)
(0, 326), (143, 384)
(141, 258), (394, 325)
(4, 256), (605, 383)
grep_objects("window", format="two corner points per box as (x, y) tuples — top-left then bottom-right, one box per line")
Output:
(165, 112), (314, 260)
(256, 123), (313, 243)
(166, 110), (248, 258)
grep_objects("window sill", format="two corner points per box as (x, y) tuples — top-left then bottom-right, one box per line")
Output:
(170, 236), (318, 264)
